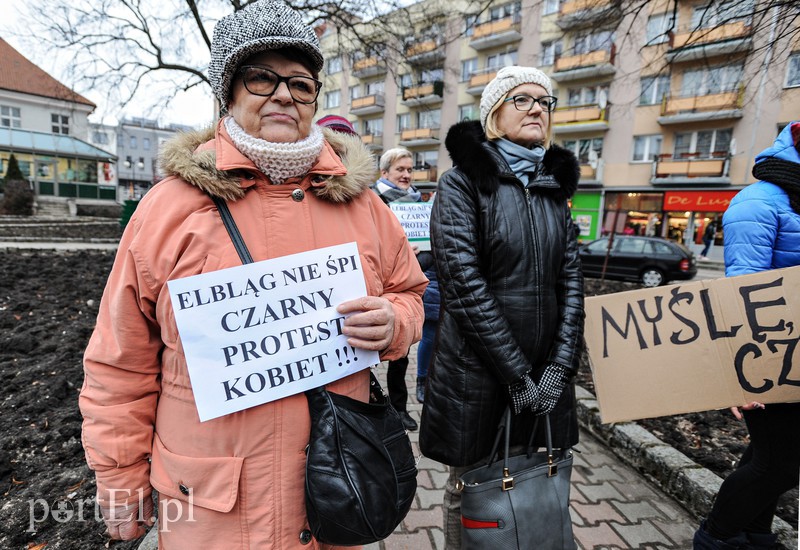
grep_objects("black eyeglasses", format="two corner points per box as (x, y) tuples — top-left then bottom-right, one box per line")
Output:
(238, 65), (322, 104)
(503, 95), (558, 113)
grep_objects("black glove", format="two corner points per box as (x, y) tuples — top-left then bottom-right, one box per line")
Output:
(508, 373), (540, 415)
(533, 363), (570, 416)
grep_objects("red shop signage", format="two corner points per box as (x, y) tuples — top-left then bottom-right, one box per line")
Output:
(663, 191), (738, 212)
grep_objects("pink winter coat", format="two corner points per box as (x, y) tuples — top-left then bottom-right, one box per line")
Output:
(79, 120), (427, 549)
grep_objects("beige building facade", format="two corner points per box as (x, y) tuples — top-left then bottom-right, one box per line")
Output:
(316, 0), (800, 253)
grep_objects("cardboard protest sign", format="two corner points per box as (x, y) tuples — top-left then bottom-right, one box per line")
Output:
(390, 202), (432, 251)
(584, 266), (800, 423)
(167, 242), (379, 422)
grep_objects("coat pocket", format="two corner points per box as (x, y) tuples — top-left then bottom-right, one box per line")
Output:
(150, 434), (244, 513)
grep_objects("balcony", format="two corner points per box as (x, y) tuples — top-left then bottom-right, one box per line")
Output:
(666, 21), (753, 63)
(557, 0), (622, 30)
(351, 56), (387, 78)
(469, 14), (522, 51)
(552, 104), (609, 134)
(399, 127), (440, 147)
(466, 67), (499, 96)
(405, 38), (445, 65)
(658, 87), (743, 125)
(412, 167), (438, 183)
(651, 153), (731, 185)
(551, 46), (616, 83)
(402, 81), (444, 107)
(350, 93), (385, 116)
(578, 160), (604, 186)
(361, 132), (383, 151)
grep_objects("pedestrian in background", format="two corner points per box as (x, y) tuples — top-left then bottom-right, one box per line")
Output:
(419, 66), (584, 548)
(372, 147), (425, 431)
(415, 236), (439, 403)
(699, 219), (718, 259)
(79, 1), (426, 547)
(693, 122), (800, 550)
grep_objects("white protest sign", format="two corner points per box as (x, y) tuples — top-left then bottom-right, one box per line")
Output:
(167, 242), (379, 422)
(390, 202), (432, 251)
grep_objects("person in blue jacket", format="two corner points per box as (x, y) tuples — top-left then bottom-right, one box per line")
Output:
(694, 122), (800, 549)
(415, 247), (439, 403)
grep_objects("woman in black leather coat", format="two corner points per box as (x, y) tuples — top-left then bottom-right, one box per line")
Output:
(419, 66), (584, 548)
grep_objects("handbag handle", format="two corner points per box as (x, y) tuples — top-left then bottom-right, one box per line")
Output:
(491, 407), (559, 491)
(211, 196), (254, 265)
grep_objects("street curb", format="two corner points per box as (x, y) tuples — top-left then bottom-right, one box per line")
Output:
(575, 385), (797, 547)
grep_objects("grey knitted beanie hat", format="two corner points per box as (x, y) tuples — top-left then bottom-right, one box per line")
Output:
(209, 0), (324, 109)
(480, 66), (553, 128)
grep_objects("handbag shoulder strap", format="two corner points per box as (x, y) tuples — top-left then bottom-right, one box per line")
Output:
(211, 195), (254, 265)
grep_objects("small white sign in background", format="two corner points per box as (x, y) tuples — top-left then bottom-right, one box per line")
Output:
(390, 202), (432, 251)
(167, 242), (379, 421)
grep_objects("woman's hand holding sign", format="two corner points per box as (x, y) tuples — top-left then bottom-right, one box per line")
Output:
(338, 296), (396, 351)
(730, 401), (766, 421)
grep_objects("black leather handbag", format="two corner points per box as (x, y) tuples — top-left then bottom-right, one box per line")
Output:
(458, 408), (576, 550)
(304, 371), (417, 545)
(211, 196), (417, 546)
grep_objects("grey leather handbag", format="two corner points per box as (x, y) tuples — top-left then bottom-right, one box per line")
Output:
(457, 408), (576, 550)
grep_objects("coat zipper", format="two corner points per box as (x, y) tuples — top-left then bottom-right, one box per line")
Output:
(524, 186), (544, 359)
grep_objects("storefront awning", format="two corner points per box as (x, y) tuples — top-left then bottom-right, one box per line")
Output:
(0, 127), (116, 162)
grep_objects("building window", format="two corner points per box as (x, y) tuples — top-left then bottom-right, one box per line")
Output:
(1, 106), (21, 128)
(143, 137), (151, 150)
(639, 75), (670, 105)
(632, 135), (663, 161)
(487, 50), (518, 69)
(464, 14), (478, 36)
(786, 52), (800, 88)
(327, 56), (342, 74)
(646, 12), (675, 45)
(349, 85), (361, 101)
(324, 90), (340, 109)
(673, 129), (732, 158)
(130, 136), (137, 149)
(573, 30), (614, 55)
(541, 40), (562, 66)
(458, 104), (479, 121)
(680, 64), (742, 96)
(414, 150), (438, 168)
(461, 58), (478, 81)
(51, 114), (69, 134)
(92, 131), (109, 144)
(566, 85), (609, 106)
(399, 73), (413, 88)
(489, 1), (521, 21)
(420, 67), (444, 83)
(417, 109), (441, 129)
(563, 137), (604, 163)
(366, 80), (385, 95)
(396, 113), (411, 132)
(690, 0), (754, 30)
(543, 0), (560, 15)
(364, 117), (383, 136)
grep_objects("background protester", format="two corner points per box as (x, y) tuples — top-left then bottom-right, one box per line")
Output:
(694, 122), (800, 550)
(372, 147), (424, 431)
(79, 1), (426, 547)
(419, 66), (584, 548)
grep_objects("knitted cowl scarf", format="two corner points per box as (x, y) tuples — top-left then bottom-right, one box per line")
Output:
(224, 116), (324, 185)
(752, 157), (800, 215)
(373, 178), (421, 203)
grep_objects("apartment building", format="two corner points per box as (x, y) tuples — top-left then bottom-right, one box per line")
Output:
(316, 0), (800, 253)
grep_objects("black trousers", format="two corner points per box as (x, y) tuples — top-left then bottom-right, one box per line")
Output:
(386, 355), (410, 413)
(707, 402), (800, 538)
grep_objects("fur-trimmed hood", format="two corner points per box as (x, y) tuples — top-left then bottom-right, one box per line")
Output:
(158, 123), (376, 203)
(444, 120), (579, 199)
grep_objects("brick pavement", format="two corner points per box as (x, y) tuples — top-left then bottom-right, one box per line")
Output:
(366, 348), (698, 550)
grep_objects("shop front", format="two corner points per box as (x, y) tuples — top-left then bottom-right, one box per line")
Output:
(602, 190), (738, 258)
(570, 191), (603, 242)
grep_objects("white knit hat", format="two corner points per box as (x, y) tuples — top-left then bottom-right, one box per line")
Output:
(480, 66), (554, 128)
(209, 0), (324, 110)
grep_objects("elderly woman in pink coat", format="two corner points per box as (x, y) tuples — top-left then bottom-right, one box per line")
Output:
(78, 1), (426, 548)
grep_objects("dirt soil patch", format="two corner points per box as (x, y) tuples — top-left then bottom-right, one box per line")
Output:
(0, 246), (796, 549)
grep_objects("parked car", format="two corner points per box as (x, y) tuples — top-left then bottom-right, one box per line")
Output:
(579, 235), (697, 287)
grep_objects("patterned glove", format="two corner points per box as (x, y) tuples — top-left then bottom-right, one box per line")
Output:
(532, 363), (570, 416)
(509, 373), (540, 415)
(100, 493), (155, 540)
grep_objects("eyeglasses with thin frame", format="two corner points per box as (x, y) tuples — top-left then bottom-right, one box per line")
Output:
(503, 95), (558, 113)
(238, 65), (322, 104)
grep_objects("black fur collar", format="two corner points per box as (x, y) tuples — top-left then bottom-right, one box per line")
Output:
(445, 120), (580, 198)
